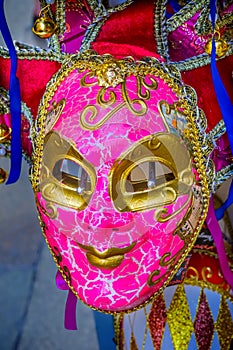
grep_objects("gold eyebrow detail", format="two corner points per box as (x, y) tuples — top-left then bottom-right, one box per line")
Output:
(109, 132), (194, 213)
(39, 131), (96, 211)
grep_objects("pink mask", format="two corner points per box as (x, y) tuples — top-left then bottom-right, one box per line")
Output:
(31, 52), (210, 312)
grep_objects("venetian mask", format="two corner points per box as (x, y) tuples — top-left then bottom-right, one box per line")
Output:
(30, 52), (210, 312)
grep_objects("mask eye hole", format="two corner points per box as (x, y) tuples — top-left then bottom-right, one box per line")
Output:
(53, 159), (91, 194)
(126, 161), (175, 193)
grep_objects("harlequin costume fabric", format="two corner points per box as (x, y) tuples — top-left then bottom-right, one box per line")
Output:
(0, 0), (232, 347)
(116, 246), (233, 350)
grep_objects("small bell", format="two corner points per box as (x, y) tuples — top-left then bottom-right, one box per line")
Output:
(0, 168), (7, 184)
(205, 31), (229, 58)
(0, 124), (11, 142)
(32, 5), (57, 39)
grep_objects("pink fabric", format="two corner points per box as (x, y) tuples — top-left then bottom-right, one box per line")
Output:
(60, 4), (93, 54)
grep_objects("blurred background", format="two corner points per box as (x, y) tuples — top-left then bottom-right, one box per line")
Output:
(0, 1), (99, 349)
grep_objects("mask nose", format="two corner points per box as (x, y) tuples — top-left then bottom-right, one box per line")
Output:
(77, 162), (134, 229)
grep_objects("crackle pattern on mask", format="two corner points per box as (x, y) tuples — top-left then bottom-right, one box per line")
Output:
(35, 66), (206, 311)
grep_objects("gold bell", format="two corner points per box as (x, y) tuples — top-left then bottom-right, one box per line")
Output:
(32, 5), (57, 39)
(0, 124), (11, 142)
(204, 31), (229, 58)
(0, 168), (7, 184)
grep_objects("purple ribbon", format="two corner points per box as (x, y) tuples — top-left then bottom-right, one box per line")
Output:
(56, 271), (78, 330)
(206, 197), (233, 290)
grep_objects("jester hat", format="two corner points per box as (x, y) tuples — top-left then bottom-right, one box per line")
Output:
(0, 0), (232, 315)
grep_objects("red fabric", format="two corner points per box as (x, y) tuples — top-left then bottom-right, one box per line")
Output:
(0, 57), (61, 118)
(181, 55), (233, 131)
(92, 42), (163, 61)
(0, 113), (32, 157)
(187, 251), (232, 289)
(93, 41), (232, 133)
(93, 0), (157, 55)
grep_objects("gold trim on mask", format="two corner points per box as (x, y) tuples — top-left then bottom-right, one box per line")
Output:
(147, 249), (184, 287)
(36, 196), (58, 219)
(40, 130), (96, 211)
(109, 133), (194, 213)
(45, 98), (66, 133)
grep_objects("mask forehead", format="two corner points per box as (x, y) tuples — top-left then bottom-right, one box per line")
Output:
(31, 53), (210, 312)
(45, 70), (171, 157)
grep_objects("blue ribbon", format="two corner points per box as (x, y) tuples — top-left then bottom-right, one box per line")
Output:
(210, 0), (233, 215)
(167, 0), (181, 13)
(166, 0), (181, 18)
(0, 0), (22, 184)
(93, 310), (116, 350)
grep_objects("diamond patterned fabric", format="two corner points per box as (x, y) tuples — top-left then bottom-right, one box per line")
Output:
(118, 284), (233, 349)
(194, 289), (214, 349)
(166, 284), (194, 350)
(149, 294), (167, 350)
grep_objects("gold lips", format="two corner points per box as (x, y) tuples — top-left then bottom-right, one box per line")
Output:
(77, 242), (136, 269)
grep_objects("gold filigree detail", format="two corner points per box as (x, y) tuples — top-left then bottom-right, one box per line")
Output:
(201, 266), (213, 282)
(36, 196), (58, 219)
(97, 87), (116, 107)
(185, 250), (233, 298)
(45, 98), (66, 133)
(95, 59), (126, 88)
(147, 270), (161, 287)
(80, 102), (126, 130)
(154, 191), (193, 223)
(79, 63), (158, 131)
(186, 266), (199, 281)
(148, 250), (184, 287)
(160, 252), (178, 266)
